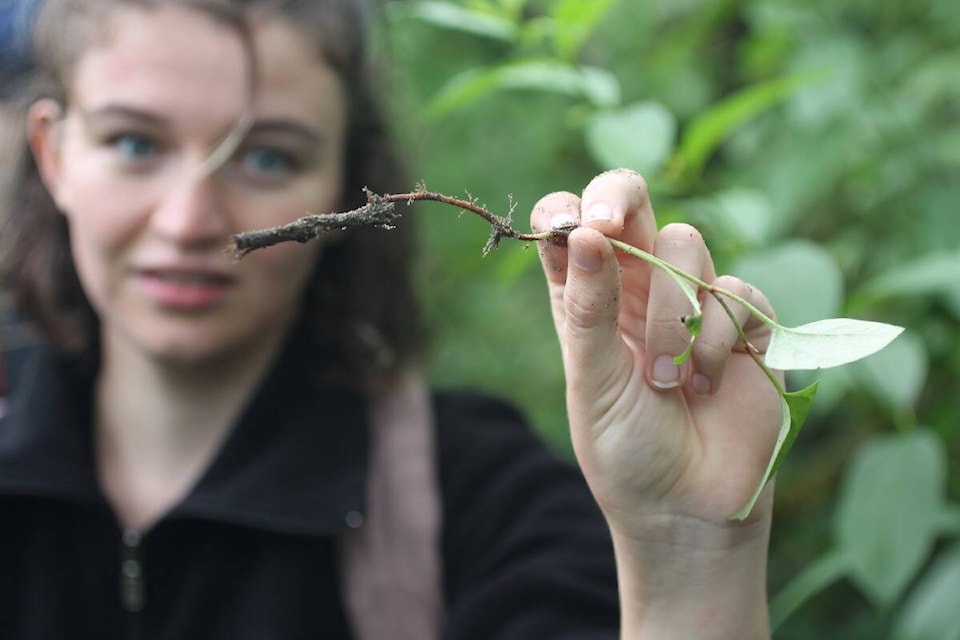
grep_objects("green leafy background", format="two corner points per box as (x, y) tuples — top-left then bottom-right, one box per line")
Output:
(378, 0), (960, 636)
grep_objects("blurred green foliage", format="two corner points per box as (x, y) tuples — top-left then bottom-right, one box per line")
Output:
(380, 0), (960, 635)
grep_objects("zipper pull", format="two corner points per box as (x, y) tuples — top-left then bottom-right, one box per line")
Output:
(119, 529), (146, 613)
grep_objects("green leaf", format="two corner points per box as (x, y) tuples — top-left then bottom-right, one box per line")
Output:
(672, 69), (828, 178)
(764, 318), (905, 371)
(893, 543), (960, 640)
(673, 314), (701, 366)
(387, 1), (519, 41)
(585, 102), (678, 175)
(426, 60), (620, 118)
(547, 0), (617, 59)
(729, 381), (818, 521)
(834, 430), (947, 608)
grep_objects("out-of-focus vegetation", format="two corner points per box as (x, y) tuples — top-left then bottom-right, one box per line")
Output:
(379, 0), (960, 636)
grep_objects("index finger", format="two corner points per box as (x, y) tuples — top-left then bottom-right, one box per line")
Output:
(579, 169), (658, 254)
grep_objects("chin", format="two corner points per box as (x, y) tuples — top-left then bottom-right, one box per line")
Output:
(123, 319), (240, 366)
(146, 336), (235, 368)
(149, 322), (289, 372)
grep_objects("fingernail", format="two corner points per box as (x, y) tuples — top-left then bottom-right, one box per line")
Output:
(651, 355), (680, 389)
(584, 202), (613, 222)
(570, 240), (602, 272)
(692, 373), (712, 395)
(551, 213), (578, 230)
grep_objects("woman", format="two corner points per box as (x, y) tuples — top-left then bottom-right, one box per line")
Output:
(0, 0), (780, 638)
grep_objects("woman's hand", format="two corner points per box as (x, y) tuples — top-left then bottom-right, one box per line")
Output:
(531, 169), (780, 639)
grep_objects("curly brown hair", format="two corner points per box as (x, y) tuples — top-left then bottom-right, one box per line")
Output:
(0, 0), (425, 387)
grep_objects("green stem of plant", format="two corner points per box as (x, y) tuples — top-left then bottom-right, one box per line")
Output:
(712, 295), (786, 396)
(607, 237), (780, 331)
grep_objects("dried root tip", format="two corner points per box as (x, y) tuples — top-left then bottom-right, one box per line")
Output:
(229, 196), (400, 258)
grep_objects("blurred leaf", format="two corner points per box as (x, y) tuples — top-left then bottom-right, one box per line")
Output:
(892, 543), (960, 640)
(732, 240), (844, 327)
(834, 430), (947, 608)
(730, 382), (818, 521)
(789, 366), (852, 416)
(426, 59), (620, 118)
(671, 69), (828, 178)
(765, 318), (904, 371)
(855, 250), (960, 308)
(946, 286), (960, 319)
(770, 549), (849, 630)
(481, 0), (528, 19)
(585, 102), (677, 175)
(546, 0), (617, 59)
(898, 51), (960, 119)
(853, 331), (928, 411)
(939, 506), (960, 535)
(387, 1), (519, 41)
(786, 38), (865, 128)
(702, 188), (777, 248)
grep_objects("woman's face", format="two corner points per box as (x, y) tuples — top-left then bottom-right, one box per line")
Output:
(30, 4), (347, 366)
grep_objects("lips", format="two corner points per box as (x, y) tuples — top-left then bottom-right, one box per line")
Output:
(136, 266), (237, 311)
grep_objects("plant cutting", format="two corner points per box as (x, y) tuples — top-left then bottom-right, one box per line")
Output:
(231, 186), (904, 520)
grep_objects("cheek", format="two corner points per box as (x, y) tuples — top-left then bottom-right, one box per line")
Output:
(58, 152), (154, 251)
(62, 194), (147, 309)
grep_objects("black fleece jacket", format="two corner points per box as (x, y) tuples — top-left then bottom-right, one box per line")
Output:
(0, 338), (619, 639)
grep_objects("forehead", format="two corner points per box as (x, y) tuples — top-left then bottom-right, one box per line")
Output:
(71, 4), (344, 127)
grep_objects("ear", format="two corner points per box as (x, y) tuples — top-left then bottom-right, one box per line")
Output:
(27, 98), (71, 211)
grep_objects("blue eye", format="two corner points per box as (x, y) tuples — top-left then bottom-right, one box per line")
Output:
(112, 133), (157, 160)
(241, 147), (294, 176)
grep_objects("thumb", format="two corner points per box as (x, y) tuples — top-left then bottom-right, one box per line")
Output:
(562, 227), (631, 402)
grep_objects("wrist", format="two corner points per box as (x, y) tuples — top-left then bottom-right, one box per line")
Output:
(611, 512), (771, 640)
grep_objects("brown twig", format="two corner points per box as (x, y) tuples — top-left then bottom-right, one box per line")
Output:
(229, 187), (570, 258)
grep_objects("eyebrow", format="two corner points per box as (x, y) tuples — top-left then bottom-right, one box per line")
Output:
(77, 104), (167, 129)
(247, 120), (325, 148)
(76, 105), (326, 147)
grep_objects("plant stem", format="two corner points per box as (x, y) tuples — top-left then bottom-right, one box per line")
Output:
(713, 295), (786, 395)
(606, 237), (780, 331)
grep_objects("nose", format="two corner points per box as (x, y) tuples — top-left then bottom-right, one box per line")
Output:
(149, 171), (229, 249)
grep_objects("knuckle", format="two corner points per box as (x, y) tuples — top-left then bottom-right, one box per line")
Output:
(646, 316), (691, 349)
(563, 293), (615, 335)
(693, 337), (731, 365)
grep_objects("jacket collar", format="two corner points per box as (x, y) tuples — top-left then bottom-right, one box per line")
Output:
(0, 335), (369, 537)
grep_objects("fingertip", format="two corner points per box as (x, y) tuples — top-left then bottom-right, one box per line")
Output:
(531, 191), (580, 232)
(691, 372), (713, 396)
(532, 192), (581, 283)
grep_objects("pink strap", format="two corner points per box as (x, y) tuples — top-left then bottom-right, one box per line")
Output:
(338, 375), (444, 639)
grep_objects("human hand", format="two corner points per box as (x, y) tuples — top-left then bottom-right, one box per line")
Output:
(532, 169), (780, 638)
